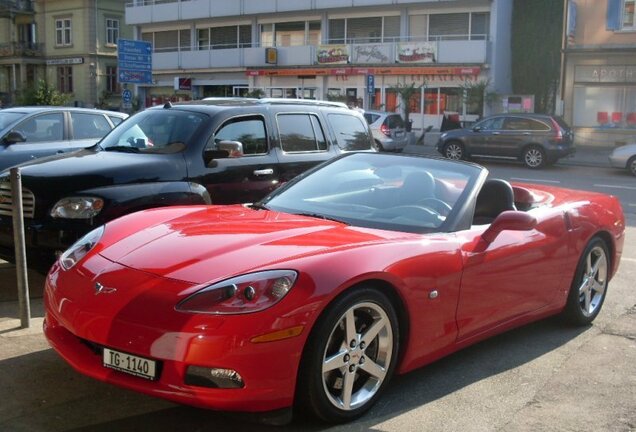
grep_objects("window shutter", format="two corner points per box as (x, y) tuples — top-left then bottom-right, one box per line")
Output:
(606, 0), (621, 30)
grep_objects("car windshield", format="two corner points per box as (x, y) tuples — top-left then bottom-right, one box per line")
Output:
(0, 111), (26, 130)
(98, 109), (207, 154)
(261, 153), (483, 233)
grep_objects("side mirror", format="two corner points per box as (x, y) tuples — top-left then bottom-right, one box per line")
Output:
(472, 126), (482, 132)
(3, 130), (26, 144)
(481, 211), (536, 244)
(217, 140), (244, 158)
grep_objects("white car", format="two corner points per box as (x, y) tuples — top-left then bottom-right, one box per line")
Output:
(363, 110), (409, 152)
(608, 143), (636, 176)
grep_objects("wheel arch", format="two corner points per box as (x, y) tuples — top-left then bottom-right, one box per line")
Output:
(520, 142), (546, 157)
(626, 155), (636, 171)
(592, 230), (615, 278)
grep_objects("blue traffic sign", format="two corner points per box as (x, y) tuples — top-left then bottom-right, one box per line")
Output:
(122, 89), (133, 103)
(118, 39), (152, 84)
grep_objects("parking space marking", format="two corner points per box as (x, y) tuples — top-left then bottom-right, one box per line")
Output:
(593, 184), (636, 191)
(510, 178), (561, 184)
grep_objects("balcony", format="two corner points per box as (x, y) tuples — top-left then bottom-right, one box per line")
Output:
(0, 42), (43, 58)
(126, 0), (451, 24)
(0, 0), (34, 18)
(150, 39), (488, 71)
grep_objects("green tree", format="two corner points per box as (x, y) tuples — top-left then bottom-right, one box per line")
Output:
(19, 80), (71, 106)
(461, 79), (498, 117)
(511, 0), (563, 114)
(388, 82), (424, 129)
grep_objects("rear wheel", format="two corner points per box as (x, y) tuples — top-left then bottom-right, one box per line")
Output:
(373, 140), (385, 152)
(562, 237), (609, 326)
(443, 141), (465, 160)
(628, 156), (636, 176)
(297, 288), (399, 423)
(522, 145), (546, 169)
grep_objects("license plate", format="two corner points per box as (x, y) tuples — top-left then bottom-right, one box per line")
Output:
(103, 348), (157, 380)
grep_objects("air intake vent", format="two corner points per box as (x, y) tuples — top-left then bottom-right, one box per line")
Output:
(0, 182), (35, 218)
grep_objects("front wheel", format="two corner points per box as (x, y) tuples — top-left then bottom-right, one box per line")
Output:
(443, 141), (465, 160)
(522, 145), (546, 169)
(628, 156), (636, 176)
(561, 237), (610, 326)
(297, 288), (399, 423)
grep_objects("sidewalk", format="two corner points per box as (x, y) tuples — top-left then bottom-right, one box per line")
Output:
(405, 131), (614, 168)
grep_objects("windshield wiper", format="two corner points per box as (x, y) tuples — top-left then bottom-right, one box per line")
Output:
(102, 145), (140, 153)
(294, 212), (349, 225)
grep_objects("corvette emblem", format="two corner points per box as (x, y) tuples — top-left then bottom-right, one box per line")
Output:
(94, 282), (117, 295)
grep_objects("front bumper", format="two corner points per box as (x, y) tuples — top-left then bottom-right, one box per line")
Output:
(608, 154), (628, 169)
(43, 257), (308, 412)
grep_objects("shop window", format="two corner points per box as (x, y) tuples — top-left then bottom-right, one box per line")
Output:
(277, 114), (327, 152)
(623, 0), (635, 29)
(572, 86), (636, 128)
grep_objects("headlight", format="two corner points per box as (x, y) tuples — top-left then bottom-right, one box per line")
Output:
(176, 270), (298, 315)
(59, 225), (105, 270)
(50, 197), (104, 219)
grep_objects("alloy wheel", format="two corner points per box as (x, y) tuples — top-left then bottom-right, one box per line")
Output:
(577, 245), (608, 317)
(444, 143), (463, 160)
(524, 147), (545, 168)
(321, 302), (393, 411)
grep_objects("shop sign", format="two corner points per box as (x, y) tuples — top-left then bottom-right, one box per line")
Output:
(245, 66), (480, 77)
(352, 44), (391, 64)
(46, 57), (84, 65)
(396, 42), (436, 63)
(265, 48), (277, 65)
(574, 65), (636, 83)
(317, 45), (349, 65)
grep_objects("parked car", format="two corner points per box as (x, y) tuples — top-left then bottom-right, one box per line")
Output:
(0, 106), (128, 172)
(0, 98), (374, 272)
(363, 110), (408, 152)
(608, 142), (636, 176)
(43, 152), (624, 424)
(436, 113), (575, 168)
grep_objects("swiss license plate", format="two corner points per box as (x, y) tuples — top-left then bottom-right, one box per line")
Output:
(103, 348), (157, 380)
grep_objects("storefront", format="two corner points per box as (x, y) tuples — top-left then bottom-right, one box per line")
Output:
(247, 66), (484, 130)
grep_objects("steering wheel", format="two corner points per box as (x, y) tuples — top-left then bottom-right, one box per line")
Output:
(372, 205), (442, 225)
(418, 197), (452, 216)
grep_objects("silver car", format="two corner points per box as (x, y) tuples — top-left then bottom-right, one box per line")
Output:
(609, 143), (636, 176)
(363, 110), (408, 152)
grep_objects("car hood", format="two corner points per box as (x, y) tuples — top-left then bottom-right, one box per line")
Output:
(1, 148), (185, 194)
(99, 206), (404, 284)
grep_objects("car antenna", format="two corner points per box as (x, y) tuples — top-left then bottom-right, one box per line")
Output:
(163, 101), (172, 109)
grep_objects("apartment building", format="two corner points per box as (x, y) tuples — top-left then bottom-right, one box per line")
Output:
(562, 0), (636, 147)
(125, 0), (512, 130)
(0, 0), (132, 108)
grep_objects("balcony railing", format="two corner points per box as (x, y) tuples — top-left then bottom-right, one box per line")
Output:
(0, 42), (44, 57)
(150, 37), (488, 70)
(0, 0), (34, 15)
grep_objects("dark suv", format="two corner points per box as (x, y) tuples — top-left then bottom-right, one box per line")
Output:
(436, 113), (574, 168)
(0, 98), (374, 271)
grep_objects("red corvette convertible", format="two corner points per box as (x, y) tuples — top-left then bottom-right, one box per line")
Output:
(43, 153), (625, 423)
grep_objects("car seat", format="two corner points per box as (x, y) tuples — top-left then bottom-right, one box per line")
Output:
(399, 170), (436, 205)
(473, 179), (516, 225)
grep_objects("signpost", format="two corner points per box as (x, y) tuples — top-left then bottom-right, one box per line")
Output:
(367, 74), (375, 94)
(117, 39), (152, 85)
(121, 88), (133, 111)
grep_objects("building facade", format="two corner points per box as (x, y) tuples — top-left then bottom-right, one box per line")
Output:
(0, 0), (132, 108)
(562, 0), (636, 147)
(125, 0), (513, 130)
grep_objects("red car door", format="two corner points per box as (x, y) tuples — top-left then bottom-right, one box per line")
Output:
(455, 209), (571, 341)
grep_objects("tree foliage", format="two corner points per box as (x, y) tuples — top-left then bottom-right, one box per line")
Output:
(19, 80), (71, 106)
(388, 82), (424, 125)
(511, 0), (563, 114)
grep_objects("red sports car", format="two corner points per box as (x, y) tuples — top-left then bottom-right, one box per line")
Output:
(43, 153), (625, 424)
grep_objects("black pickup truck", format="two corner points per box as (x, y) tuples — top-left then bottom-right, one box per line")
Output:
(0, 98), (375, 272)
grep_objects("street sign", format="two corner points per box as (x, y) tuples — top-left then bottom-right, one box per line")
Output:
(118, 39), (152, 84)
(367, 74), (375, 94)
(122, 89), (132, 103)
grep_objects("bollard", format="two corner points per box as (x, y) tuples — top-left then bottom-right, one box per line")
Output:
(10, 167), (30, 329)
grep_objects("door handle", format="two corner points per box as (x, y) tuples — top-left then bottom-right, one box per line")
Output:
(522, 132), (531, 135)
(492, 132), (501, 135)
(253, 168), (274, 176)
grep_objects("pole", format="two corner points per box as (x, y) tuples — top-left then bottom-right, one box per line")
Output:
(10, 168), (30, 329)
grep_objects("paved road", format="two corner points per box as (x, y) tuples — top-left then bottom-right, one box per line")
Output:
(0, 159), (634, 431)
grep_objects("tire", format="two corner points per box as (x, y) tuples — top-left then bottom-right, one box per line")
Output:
(522, 145), (546, 169)
(443, 141), (465, 160)
(561, 237), (610, 326)
(628, 156), (636, 176)
(374, 140), (385, 152)
(297, 287), (399, 423)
